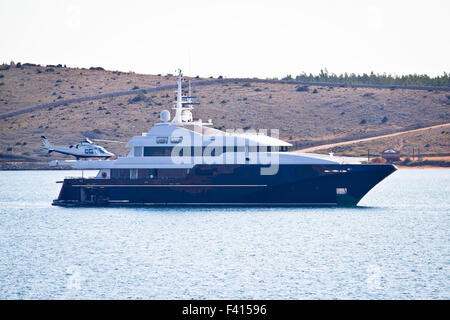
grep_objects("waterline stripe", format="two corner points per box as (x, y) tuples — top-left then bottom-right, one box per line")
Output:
(72, 184), (267, 187)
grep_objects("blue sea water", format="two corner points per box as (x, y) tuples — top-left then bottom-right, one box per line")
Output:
(0, 169), (448, 299)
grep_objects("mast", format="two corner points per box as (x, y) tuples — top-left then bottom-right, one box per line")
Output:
(172, 70), (184, 124)
(170, 69), (206, 125)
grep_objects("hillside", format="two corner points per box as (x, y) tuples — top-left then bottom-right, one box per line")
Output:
(319, 124), (450, 157)
(0, 63), (449, 169)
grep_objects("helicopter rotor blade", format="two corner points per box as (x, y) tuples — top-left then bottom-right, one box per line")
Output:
(89, 138), (126, 144)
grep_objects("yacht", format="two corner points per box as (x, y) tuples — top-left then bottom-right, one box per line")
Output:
(51, 71), (396, 206)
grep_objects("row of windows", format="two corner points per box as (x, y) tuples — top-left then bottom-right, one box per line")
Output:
(135, 146), (289, 157)
(111, 169), (187, 180)
(156, 136), (183, 144)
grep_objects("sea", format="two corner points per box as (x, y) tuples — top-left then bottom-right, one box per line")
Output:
(0, 169), (448, 299)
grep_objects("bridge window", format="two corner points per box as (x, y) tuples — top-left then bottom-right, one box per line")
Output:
(156, 137), (168, 144)
(170, 136), (183, 144)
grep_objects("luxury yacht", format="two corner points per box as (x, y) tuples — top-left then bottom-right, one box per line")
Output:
(51, 71), (396, 206)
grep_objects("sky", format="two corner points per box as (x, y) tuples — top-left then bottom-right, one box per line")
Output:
(0, 0), (449, 78)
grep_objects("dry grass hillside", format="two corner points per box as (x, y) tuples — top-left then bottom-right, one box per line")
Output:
(0, 63), (449, 168)
(321, 125), (450, 157)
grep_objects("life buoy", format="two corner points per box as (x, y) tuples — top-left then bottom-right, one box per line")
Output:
(101, 172), (107, 178)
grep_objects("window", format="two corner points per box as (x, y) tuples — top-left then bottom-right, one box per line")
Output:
(233, 146), (246, 153)
(144, 147), (173, 156)
(158, 169), (188, 179)
(143, 146), (225, 157)
(134, 146), (143, 157)
(202, 146), (223, 157)
(138, 169), (157, 179)
(111, 169), (130, 179)
(130, 169), (138, 180)
(336, 188), (347, 195)
(156, 136), (168, 144)
(170, 136), (183, 144)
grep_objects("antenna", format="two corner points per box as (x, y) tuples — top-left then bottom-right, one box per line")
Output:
(170, 69), (210, 126)
(188, 48), (191, 77)
(189, 80), (192, 98)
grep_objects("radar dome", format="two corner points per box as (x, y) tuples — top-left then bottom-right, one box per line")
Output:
(181, 110), (193, 122)
(160, 110), (171, 122)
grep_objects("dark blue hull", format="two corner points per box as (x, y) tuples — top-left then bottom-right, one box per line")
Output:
(52, 164), (396, 206)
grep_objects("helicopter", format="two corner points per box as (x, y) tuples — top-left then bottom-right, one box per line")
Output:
(40, 136), (115, 159)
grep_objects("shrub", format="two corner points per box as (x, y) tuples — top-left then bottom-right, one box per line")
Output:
(132, 85), (139, 90)
(254, 88), (261, 92)
(382, 116), (388, 123)
(312, 89), (318, 94)
(296, 85), (309, 92)
(360, 119), (367, 125)
(128, 94), (146, 103)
